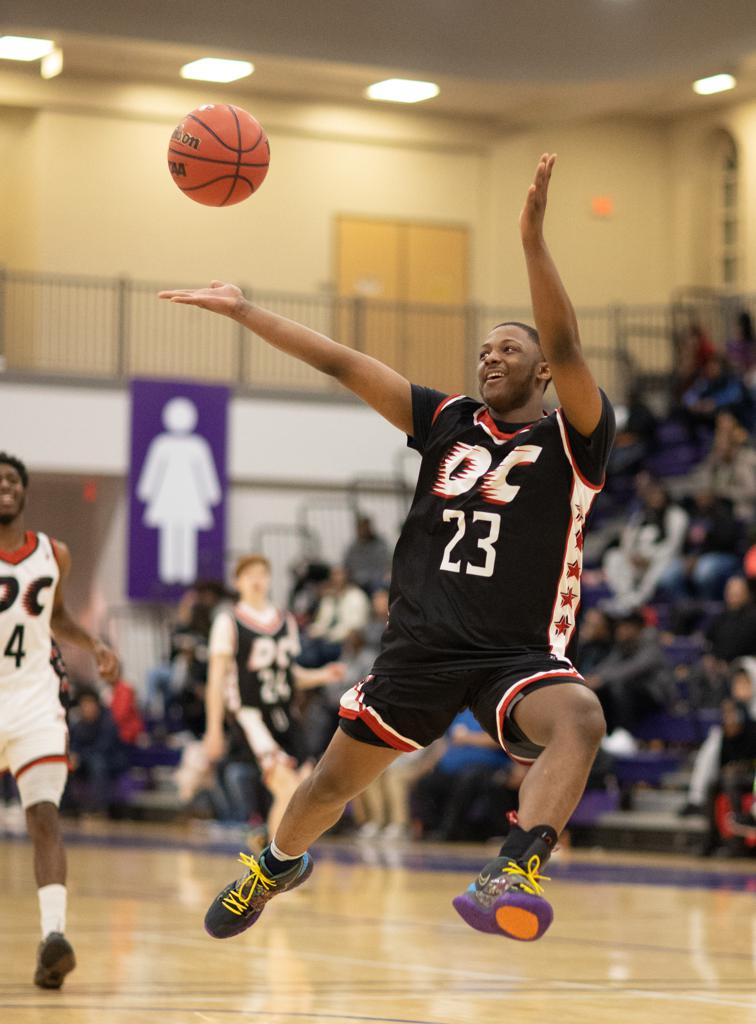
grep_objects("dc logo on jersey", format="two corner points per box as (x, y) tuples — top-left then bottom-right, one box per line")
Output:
(0, 576), (54, 616)
(433, 443), (543, 504)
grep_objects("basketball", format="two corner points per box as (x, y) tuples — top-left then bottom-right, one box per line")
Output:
(167, 104), (270, 207)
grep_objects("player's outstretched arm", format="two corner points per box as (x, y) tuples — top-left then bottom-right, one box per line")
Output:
(50, 541), (119, 682)
(520, 154), (603, 436)
(158, 282), (413, 434)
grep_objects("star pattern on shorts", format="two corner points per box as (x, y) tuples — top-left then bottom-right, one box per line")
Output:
(575, 529), (584, 551)
(553, 615), (571, 636)
(566, 559), (581, 580)
(575, 505), (585, 523)
(560, 587), (576, 608)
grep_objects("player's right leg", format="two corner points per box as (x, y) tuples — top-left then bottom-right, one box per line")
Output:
(204, 730), (403, 938)
(8, 723), (74, 988)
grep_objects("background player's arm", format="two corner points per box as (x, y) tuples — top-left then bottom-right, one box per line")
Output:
(158, 283), (413, 434)
(520, 154), (603, 437)
(50, 541), (119, 682)
(292, 661), (346, 691)
(204, 651), (231, 762)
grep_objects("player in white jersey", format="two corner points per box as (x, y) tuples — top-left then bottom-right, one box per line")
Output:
(0, 452), (118, 989)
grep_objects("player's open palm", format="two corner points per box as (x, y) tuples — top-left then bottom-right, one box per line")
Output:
(520, 153), (556, 242)
(158, 280), (244, 318)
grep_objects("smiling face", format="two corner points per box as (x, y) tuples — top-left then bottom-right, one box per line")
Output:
(0, 462), (26, 527)
(477, 324), (551, 417)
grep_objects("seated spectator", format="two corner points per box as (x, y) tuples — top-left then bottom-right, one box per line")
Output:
(411, 710), (515, 842)
(705, 575), (756, 663)
(577, 608), (614, 675)
(343, 515), (392, 592)
(364, 587), (389, 649)
(703, 690), (756, 856)
(585, 611), (675, 735)
(681, 661), (756, 816)
(606, 385), (658, 479)
(659, 489), (741, 600)
(301, 566), (370, 665)
(603, 475), (688, 612)
(696, 411), (756, 522)
(288, 560), (331, 627)
(68, 688), (128, 815)
(146, 581), (228, 722)
(681, 353), (752, 435)
(674, 322), (716, 401)
(725, 310), (756, 382)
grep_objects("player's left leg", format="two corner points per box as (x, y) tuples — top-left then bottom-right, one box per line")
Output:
(10, 721), (75, 988)
(204, 730), (403, 939)
(455, 673), (605, 941)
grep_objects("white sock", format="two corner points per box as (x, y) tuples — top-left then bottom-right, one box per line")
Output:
(38, 884), (67, 938)
(269, 839), (301, 863)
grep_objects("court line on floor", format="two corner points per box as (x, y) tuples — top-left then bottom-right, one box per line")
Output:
(0, 1007), (454, 1024)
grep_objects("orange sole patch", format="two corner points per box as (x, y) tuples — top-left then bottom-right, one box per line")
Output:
(495, 905), (540, 941)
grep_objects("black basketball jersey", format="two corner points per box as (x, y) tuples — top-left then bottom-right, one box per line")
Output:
(225, 605), (303, 754)
(375, 385), (615, 673)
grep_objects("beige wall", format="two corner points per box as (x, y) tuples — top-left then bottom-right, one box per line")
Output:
(0, 68), (684, 313)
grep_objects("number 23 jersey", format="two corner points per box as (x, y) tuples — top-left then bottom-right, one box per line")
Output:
(375, 385), (615, 673)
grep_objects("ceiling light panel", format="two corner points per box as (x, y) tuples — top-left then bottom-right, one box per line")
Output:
(692, 73), (736, 96)
(366, 78), (440, 103)
(0, 35), (55, 61)
(180, 58), (254, 83)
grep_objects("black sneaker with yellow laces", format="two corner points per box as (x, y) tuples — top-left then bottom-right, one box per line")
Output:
(204, 849), (313, 939)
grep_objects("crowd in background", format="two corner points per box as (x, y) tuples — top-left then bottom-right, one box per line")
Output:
(8, 314), (756, 858)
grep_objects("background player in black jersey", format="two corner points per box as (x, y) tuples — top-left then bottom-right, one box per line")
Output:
(161, 153), (615, 943)
(205, 554), (344, 841)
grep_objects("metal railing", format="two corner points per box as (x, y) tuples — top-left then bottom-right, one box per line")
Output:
(0, 267), (747, 401)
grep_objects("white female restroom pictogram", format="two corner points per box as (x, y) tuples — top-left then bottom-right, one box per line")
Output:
(136, 397), (222, 585)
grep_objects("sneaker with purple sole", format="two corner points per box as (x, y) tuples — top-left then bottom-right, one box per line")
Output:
(452, 853), (553, 941)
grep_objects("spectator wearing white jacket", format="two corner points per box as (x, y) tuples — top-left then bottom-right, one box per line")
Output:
(603, 475), (688, 613)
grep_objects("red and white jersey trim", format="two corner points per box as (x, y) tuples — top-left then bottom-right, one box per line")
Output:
(339, 678), (422, 753)
(432, 394), (466, 425)
(495, 666), (583, 764)
(547, 413), (603, 656)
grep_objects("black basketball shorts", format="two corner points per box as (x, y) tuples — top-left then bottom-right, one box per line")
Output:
(338, 652), (586, 764)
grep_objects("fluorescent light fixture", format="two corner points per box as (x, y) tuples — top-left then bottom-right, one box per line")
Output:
(40, 47), (63, 79)
(693, 73), (736, 96)
(0, 35), (55, 61)
(366, 78), (440, 103)
(180, 58), (253, 83)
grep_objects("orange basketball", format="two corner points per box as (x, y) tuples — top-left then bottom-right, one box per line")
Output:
(167, 104), (270, 207)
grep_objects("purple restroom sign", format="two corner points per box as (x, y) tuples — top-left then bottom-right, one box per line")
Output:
(128, 379), (229, 601)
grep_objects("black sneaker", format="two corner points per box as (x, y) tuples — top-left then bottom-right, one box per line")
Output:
(204, 850), (313, 939)
(34, 932), (76, 989)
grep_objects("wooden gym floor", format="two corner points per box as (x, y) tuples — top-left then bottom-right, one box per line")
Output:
(0, 822), (753, 1024)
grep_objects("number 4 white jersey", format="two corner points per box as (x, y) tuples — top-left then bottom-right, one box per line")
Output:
(0, 531), (62, 719)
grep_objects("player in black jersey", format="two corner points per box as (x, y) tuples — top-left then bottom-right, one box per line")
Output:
(205, 554), (344, 840)
(161, 154), (615, 943)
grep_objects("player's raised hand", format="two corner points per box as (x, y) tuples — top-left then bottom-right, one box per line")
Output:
(158, 280), (245, 318)
(520, 153), (556, 244)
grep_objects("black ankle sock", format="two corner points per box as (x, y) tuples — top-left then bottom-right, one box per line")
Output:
(261, 846), (304, 877)
(498, 824), (558, 865)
